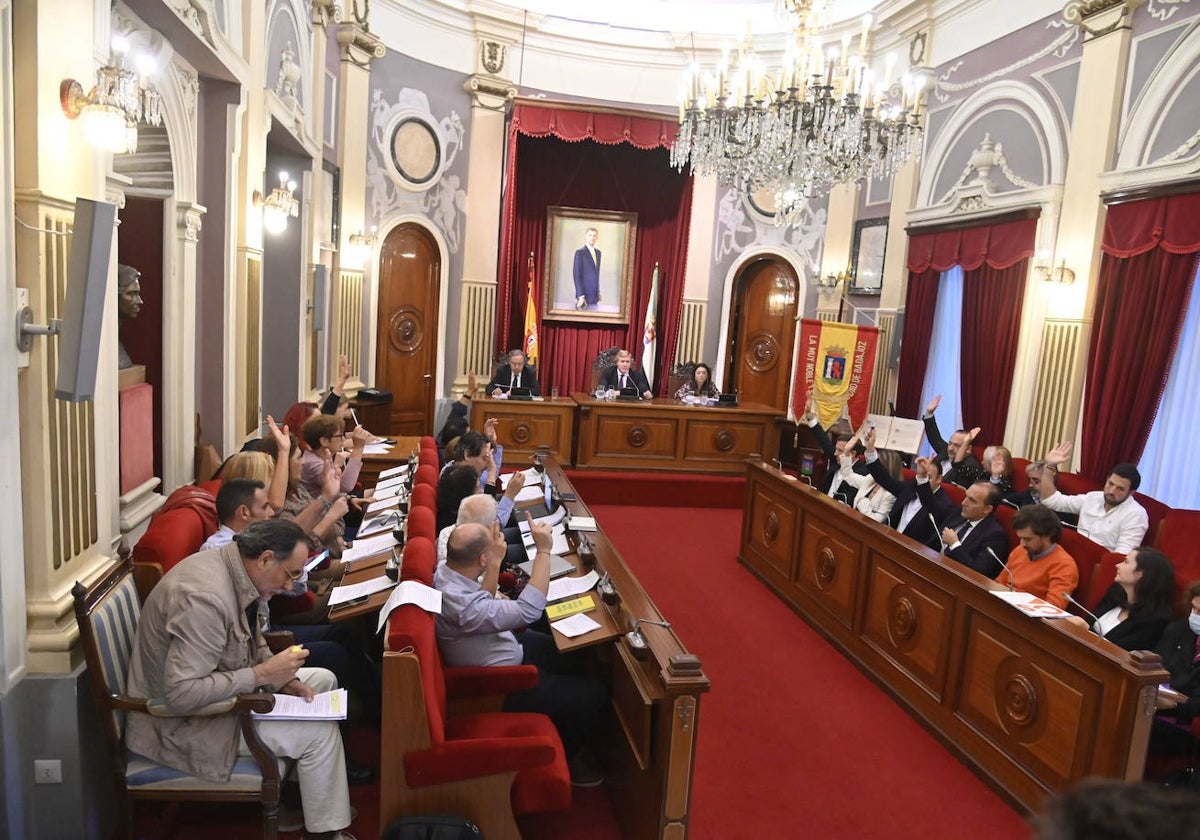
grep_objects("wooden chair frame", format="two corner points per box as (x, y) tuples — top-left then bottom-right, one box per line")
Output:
(73, 556), (284, 840)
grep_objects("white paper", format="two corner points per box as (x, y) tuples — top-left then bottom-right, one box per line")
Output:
(374, 475), (407, 491)
(990, 590), (1072, 618)
(356, 510), (403, 539)
(500, 468), (542, 488)
(568, 515), (597, 532)
(252, 688), (349, 721)
(864, 414), (927, 455)
(550, 613), (602, 639)
(366, 497), (400, 514)
(375, 580), (443, 633)
(517, 506), (566, 528)
(512, 484), (548, 503)
(546, 570), (600, 603)
(341, 532), (397, 564)
(371, 483), (406, 502)
(362, 443), (393, 455)
(328, 575), (396, 606)
(379, 464), (410, 479)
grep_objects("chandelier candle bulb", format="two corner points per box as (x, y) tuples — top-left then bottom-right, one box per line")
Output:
(860, 14), (872, 53)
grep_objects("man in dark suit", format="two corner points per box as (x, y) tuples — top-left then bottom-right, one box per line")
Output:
(922, 480), (1010, 577)
(597, 349), (652, 399)
(572, 227), (601, 310)
(864, 430), (945, 551)
(800, 400), (869, 504)
(922, 394), (984, 488)
(486, 349), (541, 397)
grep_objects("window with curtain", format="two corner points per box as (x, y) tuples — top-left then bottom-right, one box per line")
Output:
(1138, 259), (1200, 508)
(918, 266), (964, 458)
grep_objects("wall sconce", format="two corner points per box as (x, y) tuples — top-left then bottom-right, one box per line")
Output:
(1035, 258), (1076, 285)
(254, 171), (299, 235)
(819, 269), (850, 289)
(60, 35), (162, 154)
(346, 226), (378, 267)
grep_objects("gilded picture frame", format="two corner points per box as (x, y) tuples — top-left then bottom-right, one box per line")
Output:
(543, 206), (637, 324)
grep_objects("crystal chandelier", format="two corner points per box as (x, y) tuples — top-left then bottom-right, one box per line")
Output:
(60, 36), (163, 155)
(257, 171), (300, 235)
(670, 3), (927, 227)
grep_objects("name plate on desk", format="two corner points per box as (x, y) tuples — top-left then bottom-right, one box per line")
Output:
(546, 593), (597, 621)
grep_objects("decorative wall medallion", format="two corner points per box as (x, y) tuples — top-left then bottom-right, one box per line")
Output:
(480, 40), (506, 75)
(890, 596), (918, 641)
(390, 117), (441, 186)
(910, 31), (928, 65)
(713, 429), (736, 452)
(999, 674), (1039, 727)
(763, 509), (780, 543)
(815, 546), (838, 586)
(387, 306), (423, 353)
(626, 426), (648, 447)
(744, 330), (780, 373)
(511, 421), (533, 445)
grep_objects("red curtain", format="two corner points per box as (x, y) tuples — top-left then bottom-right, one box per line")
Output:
(895, 218), (1036, 421)
(959, 260), (1029, 445)
(495, 104), (692, 396)
(1079, 194), (1200, 480)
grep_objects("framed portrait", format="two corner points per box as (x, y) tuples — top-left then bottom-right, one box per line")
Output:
(849, 218), (887, 295)
(543, 206), (637, 324)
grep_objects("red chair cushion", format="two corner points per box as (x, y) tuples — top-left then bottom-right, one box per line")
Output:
(1084, 552), (1123, 612)
(416, 464), (438, 488)
(132, 508), (207, 576)
(158, 484), (219, 536)
(1058, 528), (1108, 600)
(1010, 458), (1031, 493)
(445, 713), (571, 814)
(1155, 510), (1200, 597)
(400, 537), (436, 586)
(1135, 492), (1170, 546)
(412, 483), (436, 511)
(420, 450), (439, 471)
(408, 506), (436, 542)
(1055, 471), (1101, 498)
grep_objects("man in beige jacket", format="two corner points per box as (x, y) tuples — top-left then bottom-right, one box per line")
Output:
(126, 519), (356, 840)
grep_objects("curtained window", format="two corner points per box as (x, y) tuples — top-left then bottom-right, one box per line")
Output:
(1081, 192), (1200, 480)
(495, 103), (693, 396)
(896, 218), (1034, 442)
(918, 267), (965, 457)
(1137, 259), (1200, 508)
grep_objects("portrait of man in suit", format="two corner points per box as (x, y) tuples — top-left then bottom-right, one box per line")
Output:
(545, 207), (637, 324)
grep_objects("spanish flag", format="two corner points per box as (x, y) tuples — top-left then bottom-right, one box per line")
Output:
(523, 253), (540, 367)
(793, 318), (879, 430)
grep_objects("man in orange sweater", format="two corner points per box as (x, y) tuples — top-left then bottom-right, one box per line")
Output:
(999, 505), (1078, 609)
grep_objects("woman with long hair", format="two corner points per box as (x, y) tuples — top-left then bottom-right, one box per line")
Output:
(259, 427), (350, 557)
(674, 363), (720, 401)
(984, 445), (1015, 496)
(1072, 547), (1175, 651)
(838, 425), (900, 523)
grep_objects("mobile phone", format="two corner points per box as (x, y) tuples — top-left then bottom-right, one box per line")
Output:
(304, 549), (330, 573)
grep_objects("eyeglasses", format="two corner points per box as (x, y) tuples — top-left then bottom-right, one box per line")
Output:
(278, 561), (305, 581)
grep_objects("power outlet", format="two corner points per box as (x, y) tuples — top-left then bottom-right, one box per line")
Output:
(33, 759), (62, 784)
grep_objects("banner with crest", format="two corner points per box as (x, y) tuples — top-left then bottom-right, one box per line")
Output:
(793, 319), (879, 430)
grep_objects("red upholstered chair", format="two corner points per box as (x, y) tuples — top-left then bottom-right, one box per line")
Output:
(399, 536), (435, 586)
(941, 483), (966, 508)
(419, 449), (439, 471)
(416, 464), (437, 488)
(993, 505), (1019, 553)
(131, 508), (209, 602)
(1080, 551), (1124, 612)
(420, 435), (437, 450)
(1135, 492), (1170, 546)
(1154, 510), (1200, 609)
(1058, 528), (1109, 602)
(1010, 458), (1031, 493)
(412, 483), (436, 512)
(1054, 470), (1102, 498)
(407, 506), (436, 542)
(157, 484), (219, 535)
(381, 605), (570, 840)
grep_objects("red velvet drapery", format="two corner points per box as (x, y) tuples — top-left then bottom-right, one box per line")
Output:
(1079, 194), (1200, 480)
(495, 104), (692, 396)
(895, 218), (1035, 429)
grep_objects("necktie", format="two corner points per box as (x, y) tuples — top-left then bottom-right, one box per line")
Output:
(957, 520), (973, 540)
(510, 374), (516, 390)
(621, 374), (628, 389)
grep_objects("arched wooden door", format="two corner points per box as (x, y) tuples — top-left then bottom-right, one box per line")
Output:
(375, 224), (440, 435)
(723, 257), (799, 412)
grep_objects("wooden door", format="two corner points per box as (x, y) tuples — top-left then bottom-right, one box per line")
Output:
(723, 258), (799, 411)
(375, 224), (440, 435)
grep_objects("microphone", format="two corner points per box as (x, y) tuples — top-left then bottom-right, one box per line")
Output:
(928, 513), (946, 553)
(1062, 592), (1105, 637)
(834, 491), (850, 506)
(986, 546), (1015, 591)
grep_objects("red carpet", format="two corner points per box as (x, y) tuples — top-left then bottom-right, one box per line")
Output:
(592, 503), (1031, 840)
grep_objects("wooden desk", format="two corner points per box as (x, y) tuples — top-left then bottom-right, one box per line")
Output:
(358, 436), (420, 488)
(573, 393), (781, 473)
(470, 396), (577, 466)
(540, 459), (709, 840)
(739, 460), (1167, 813)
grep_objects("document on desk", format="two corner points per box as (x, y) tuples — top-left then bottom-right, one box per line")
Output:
(376, 581), (443, 633)
(362, 443), (393, 455)
(521, 525), (569, 556)
(567, 515), (597, 532)
(341, 532), (397, 564)
(500, 468), (542, 488)
(356, 510), (402, 539)
(547, 570), (600, 603)
(374, 474), (407, 492)
(991, 590), (1072, 618)
(371, 483), (407, 502)
(512, 484), (548, 503)
(379, 464), (410, 479)
(366, 496), (400, 514)
(551, 613), (602, 639)
(328, 575), (396, 607)
(253, 689), (349, 721)
(518, 506), (566, 528)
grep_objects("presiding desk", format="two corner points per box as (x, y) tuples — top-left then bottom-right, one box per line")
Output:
(573, 393), (781, 474)
(470, 395), (577, 466)
(739, 460), (1167, 813)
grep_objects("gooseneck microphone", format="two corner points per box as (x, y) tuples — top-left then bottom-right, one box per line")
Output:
(986, 546), (1015, 590)
(1062, 592), (1105, 638)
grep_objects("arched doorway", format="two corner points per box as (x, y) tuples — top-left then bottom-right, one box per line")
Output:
(375, 223), (441, 434)
(723, 257), (800, 412)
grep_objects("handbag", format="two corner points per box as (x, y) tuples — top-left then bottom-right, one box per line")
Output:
(382, 814), (482, 840)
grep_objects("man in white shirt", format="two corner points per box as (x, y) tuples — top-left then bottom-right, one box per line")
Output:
(200, 479), (274, 550)
(1039, 441), (1149, 554)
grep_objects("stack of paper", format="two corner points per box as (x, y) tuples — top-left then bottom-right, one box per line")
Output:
(519, 524), (570, 558)
(328, 575), (396, 607)
(547, 570), (599, 603)
(551, 613), (602, 638)
(341, 532), (397, 564)
(517, 506), (566, 528)
(252, 689), (348, 721)
(567, 515), (597, 532)
(991, 590), (1072, 618)
(362, 443), (393, 455)
(376, 580), (443, 632)
(500, 468), (542, 488)
(357, 510), (403, 539)
(378, 464), (410, 480)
